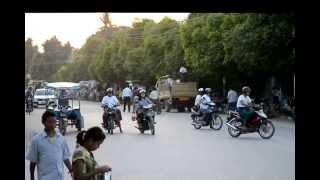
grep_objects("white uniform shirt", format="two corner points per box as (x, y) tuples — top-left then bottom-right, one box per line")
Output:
(200, 94), (212, 110)
(101, 95), (120, 108)
(179, 66), (187, 73)
(236, 94), (252, 108)
(227, 90), (238, 103)
(122, 87), (132, 98)
(194, 94), (202, 106)
(149, 90), (159, 100)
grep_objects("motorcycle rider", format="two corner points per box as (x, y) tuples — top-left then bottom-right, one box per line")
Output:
(198, 88), (214, 122)
(194, 88), (204, 110)
(58, 89), (70, 107)
(132, 89), (155, 129)
(236, 86), (255, 127)
(101, 88), (123, 133)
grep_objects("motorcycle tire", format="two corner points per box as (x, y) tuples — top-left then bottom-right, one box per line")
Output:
(149, 117), (155, 135)
(210, 114), (223, 130)
(227, 120), (241, 138)
(258, 120), (275, 139)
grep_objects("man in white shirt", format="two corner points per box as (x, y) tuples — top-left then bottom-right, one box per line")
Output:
(236, 86), (254, 126)
(227, 88), (238, 112)
(102, 88), (123, 132)
(194, 88), (204, 108)
(149, 87), (161, 114)
(122, 84), (133, 112)
(199, 88), (214, 122)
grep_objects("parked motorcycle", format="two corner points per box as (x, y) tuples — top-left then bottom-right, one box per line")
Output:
(226, 104), (275, 139)
(191, 102), (223, 130)
(135, 104), (156, 135)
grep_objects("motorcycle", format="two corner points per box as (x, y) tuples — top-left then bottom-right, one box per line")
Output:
(102, 105), (122, 134)
(25, 96), (33, 115)
(135, 104), (156, 135)
(191, 102), (223, 130)
(225, 104), (275, 139)
(58, 105), (70, 136)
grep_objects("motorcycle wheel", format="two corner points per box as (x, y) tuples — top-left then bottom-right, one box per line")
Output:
(258, 120), (275, 139)
(210, 114), (223, 130)
(227, 120), (241, 138)
(109, 120), (114, 135)
(149, 117), (155, 135)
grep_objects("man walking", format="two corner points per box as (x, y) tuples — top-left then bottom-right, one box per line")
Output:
(122, 84), (133, 112)
(227, 88), (238, 112)
(26, 110), (72, 180)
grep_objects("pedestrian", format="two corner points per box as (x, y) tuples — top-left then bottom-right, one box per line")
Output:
(26, 110), (72, 180)
(149, 87), (160, 114)
(72, 127), (112, 180)
(227, 88), (238, 112)
(122, 83), (133, 112)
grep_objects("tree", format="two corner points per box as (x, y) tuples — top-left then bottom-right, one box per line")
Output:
(25, 38), (39, 78)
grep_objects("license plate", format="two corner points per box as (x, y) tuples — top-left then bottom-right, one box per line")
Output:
(147, 112), (155, 117)
(179, 97), (189, 101)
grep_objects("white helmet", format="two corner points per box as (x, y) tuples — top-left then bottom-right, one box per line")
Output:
(139, 89), (146, 94)
(205, 88), (212, 93)
(106, 88), (113, 93)
(198, 88), (204, 92)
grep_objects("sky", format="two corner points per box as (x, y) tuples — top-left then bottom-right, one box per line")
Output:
(25, 13), (190, 52)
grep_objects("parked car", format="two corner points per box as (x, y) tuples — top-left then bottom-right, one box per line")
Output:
(33, 88), (56, 108)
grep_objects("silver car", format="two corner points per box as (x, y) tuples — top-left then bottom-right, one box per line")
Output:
(33, 88), (56, 108)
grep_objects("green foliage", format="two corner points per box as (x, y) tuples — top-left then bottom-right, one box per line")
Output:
(27, 13), (295, 95)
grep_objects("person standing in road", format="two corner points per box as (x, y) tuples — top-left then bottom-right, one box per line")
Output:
(122, 84), (133, 112)
(72, 127), (112, 180)
(227, 88), (238, 112)
(26, 110), (72, 180)
(149, 87), (161, 114)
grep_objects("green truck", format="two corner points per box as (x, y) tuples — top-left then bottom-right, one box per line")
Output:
(156, 75), (197, 112)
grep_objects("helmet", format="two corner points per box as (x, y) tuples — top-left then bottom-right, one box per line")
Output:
(139, 89), (146, 94)
(198, 88), (204, 92)
(242, 86), (251, 93)
(205, 88), (212, 93)
(106, 88), (113, 93)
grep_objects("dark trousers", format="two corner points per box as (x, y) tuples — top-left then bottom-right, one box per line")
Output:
(238, 107), (254, 125)
(123, 96), (131, 112)
(228, 102), (237, 111)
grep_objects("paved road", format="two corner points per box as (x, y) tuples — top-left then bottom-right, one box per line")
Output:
(25, 101), (295, 180)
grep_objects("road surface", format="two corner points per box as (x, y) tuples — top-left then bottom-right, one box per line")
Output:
(25, 101), (295, 180)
